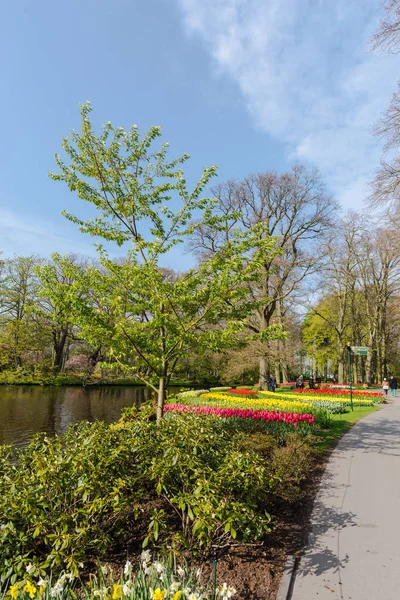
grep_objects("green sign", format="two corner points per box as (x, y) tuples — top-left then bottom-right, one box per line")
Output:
(351, 346), (368, 356)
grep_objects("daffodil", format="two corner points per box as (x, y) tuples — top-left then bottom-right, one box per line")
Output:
(152, 588), (166, 600)
(124, 560), (133, 577)
(172, 592), (182, 600)
(25, 563), (35, 575)
(24, 582), (37, 599)
(7, 585), (19, 599)
(177, 566), (185, 578)
(112, 584), (123, 599)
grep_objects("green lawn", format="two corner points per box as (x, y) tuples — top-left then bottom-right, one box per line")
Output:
(315, 405), (382, 452)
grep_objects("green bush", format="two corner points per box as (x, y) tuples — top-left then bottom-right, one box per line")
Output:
(269, 434), (315, 503)
(125, 413), (274, 548)
(0, 423), (143, 581)
(0, 409), (317, 581)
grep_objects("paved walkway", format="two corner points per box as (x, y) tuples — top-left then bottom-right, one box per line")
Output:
(292, 397), (400, 600)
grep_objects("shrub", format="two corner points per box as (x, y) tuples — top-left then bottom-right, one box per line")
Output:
(0, 423), (143, 580)
(0, 409), (318, 581)
(129, 413), (274, 548)
(269, 434), (315, 503)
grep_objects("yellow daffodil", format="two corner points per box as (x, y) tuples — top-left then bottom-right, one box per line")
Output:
(7, 585), (19, 599)
(172, 592), (182, 600)
(24, 582), (36, 599)
(152, 588), (166, 600)
(112, 584), (123, 599)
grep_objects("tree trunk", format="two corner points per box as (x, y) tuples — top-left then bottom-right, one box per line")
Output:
(259, 356), (269, 390)
(281, 362), (288, 384)
(53, 329), (68, 371)
(156, 376), (166, 422)
(338, 359), (344, 384)
(274, 361), (280, 384)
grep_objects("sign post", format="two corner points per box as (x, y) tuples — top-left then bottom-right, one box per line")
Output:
(351, 346), (369, 356)
(347, 347), (369, 411)
(347, 345), (353, 411)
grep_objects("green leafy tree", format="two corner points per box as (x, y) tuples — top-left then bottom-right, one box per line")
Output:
(45, 103), (282, 419)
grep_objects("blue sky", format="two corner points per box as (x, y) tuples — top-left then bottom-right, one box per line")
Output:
(0, 0), (397, 268)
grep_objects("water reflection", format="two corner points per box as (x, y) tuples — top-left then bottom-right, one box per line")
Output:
(0, 386), (152, 449)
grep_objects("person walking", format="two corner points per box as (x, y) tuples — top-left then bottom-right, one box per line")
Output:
(383, 377), (390, 397)
(390, 375), (398, 398)
(268, 375), (276, 392)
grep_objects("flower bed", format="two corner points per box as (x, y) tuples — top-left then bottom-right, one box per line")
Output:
(1, 553), (232, 600)
(294, 388), (382, 398)
(198, 393), (313, 413)
(260, 390), (376, 407)
(165, 403), (315, 425)
(176, 389), (209, 399)
(227, 388), (258, 396)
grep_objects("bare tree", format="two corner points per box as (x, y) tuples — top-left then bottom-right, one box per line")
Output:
(355, 223), (400, 381)
(310, 215), (359, 383)
(370, 1), (400, 207)
(190, 165), (338, 388)
(371, 0), (400, 53)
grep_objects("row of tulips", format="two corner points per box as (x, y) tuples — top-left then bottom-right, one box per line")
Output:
(198, 393), (313, 413)
(205, 392), (346, 414)
(164, 404), (316, 425)
(294, 388), (382, 398)
(226, 388), (258, 396)
(259, 390), (376, 406)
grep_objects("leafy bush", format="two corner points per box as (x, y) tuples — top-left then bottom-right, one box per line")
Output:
(0, 423), (142, 580)
(127, 413), (274, 548)
(269, 434), (315, 503)
(0, 409), (317, 581)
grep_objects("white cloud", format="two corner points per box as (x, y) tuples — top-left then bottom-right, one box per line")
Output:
(177, 0), (398, 208)
(0, 209), (94, 258)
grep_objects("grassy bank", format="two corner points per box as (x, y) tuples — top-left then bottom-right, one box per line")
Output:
(0, 372), (202, 387)
(315, 405), (381, 452)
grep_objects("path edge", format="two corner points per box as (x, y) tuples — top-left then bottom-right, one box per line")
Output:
(276, 555), (299, 600)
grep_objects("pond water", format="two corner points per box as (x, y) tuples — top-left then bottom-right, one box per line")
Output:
(0, 385), (154, 449)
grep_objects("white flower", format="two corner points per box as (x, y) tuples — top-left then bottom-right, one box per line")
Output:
(188, 593), (200, 600)
(93, 587), (108, 598)
(141, 550), (152, 563)
(25, 563), (35, 575)
(177, 566), (185, 577)
(123, 583), (133, 595)
(100, 565), (108, 575)
(153, 561), (164, 575)
(217, 583), (228, 596)
(226, 587), (237, 598)
(50, 581), (64, 596)
(124, 560), (133, 577)
(38, 578), (47, 588)
(183, 588), (192, 596)
(170, 581), (180, 592)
